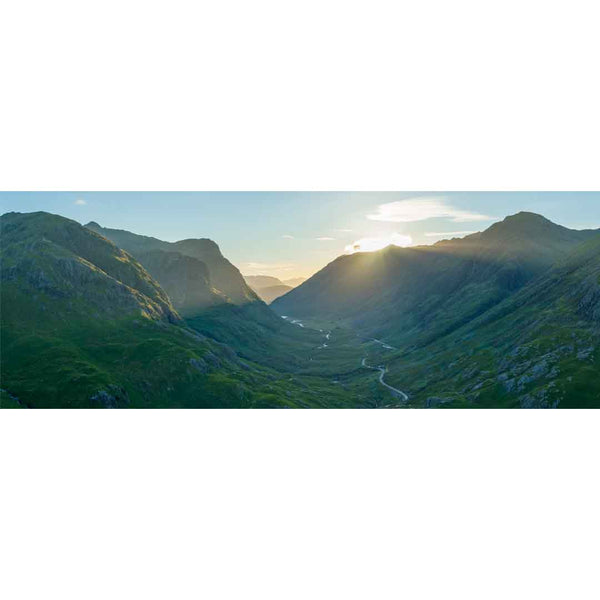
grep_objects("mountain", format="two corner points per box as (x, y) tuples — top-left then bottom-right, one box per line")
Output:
(273, 212), (599, 347)
(244, 275), (284, 288)
(132, 250), (228, 314)
(384, 232), (600, 408)
(2, 212), (179, 323)
(256, 284), (294, 304)
(83, 222), (340, 374)
(244, 275), (293, 304)
(86, 222), (258, 310)
(4, 210), (598, 409)
(0, 212), (348, 408)
(282, 277), (307, 288)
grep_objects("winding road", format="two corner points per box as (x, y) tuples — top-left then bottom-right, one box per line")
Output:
(361, 357), (409, 402)
(283, 315), (408, 404)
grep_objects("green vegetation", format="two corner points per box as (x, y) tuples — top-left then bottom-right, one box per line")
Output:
(0, 211), (378, 408)
(2, 210), (599, 408)
(86, 221), (258, 306)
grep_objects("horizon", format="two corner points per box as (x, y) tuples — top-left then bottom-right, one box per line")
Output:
(2, 192), (600, 279)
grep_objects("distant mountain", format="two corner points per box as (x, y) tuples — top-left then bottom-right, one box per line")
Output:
(244, 275), (284, 288)
(244, 275), (293, 303)
(257, 284), (294, 304)
(282, 277), (307, 287)
(273, 212), (599, 347)
(86, 222), (258, 310)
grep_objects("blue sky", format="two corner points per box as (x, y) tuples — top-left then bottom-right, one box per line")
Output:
(2, 192), (599, 279)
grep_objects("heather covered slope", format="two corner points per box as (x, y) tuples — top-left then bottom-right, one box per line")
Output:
(1, 212), (179, 322)
(86, 222), (258, 307)
(0, 212), (353, 408)
(383, 233), (600, 408)
(273, 212), (599, 347)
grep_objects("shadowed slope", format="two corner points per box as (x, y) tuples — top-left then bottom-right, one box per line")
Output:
(385, 233), (600, 408)
(273, 212), (599, 347)
(86, 222), (258, 307)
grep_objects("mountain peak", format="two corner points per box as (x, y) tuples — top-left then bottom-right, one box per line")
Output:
(85, 221), (101, 228)
(480, 211), (572, 243)
(503, 211), (553, 224)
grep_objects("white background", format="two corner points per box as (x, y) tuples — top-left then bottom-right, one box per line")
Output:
(1, 1), (599, 599)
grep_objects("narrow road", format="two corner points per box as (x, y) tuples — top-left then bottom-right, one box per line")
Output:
(318, 330), (332, 349)
(371, 338), (396, 350)
(361, 357), (409, 402)
(282, 314), (408, 403)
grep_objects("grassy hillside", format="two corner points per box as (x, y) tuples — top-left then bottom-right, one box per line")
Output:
(0, 212), (361, 408)
(4, 210), (598, 409)
(381, 234), (600, 408)
(273, 212), (599, 348)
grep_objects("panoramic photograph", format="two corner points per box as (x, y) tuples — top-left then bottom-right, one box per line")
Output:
(1, 191), (599, 409)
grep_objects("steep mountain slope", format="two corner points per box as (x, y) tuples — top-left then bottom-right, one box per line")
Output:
(385, 233), (600, 408)
(244, 275), (293, 303)
(134, 250), (227, 314)
(0, 212), (349, 408)
(86, 222), (258, 307)
(83, 222), (311, 365)
(84, 222), (343, 372)
(273, 212), (599, 347)
(2, 212), (179, 322)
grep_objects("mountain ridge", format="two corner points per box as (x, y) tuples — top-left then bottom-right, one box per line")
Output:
(272, 212), (600, 347)
(0, 212), (354, 408)
(86, 221), (258, 312)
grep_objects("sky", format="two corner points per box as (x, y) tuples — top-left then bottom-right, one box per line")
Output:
(2, 192), (600, 280)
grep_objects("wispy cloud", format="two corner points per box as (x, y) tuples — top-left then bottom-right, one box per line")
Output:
(243, 261), (296, 274)
(74, 199), (87, 206)
(425, 230), (477, 237)
(345, 233), (413, 254)
(334, 228), (353, 233)
(316, 237), (336, 241)
(281, 234), (295, 239)
(367, 197), (493, 223)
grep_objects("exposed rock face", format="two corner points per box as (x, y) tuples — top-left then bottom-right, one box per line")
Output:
(136, 250), (228, 314)
(85, 222), (258, 308)
(90, 386), (129, 408)
(1, 212), (180, 323)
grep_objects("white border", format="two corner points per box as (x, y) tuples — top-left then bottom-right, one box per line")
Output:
(1, 1), (600, 598)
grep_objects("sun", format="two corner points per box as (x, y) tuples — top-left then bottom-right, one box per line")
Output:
(345, 233), (413, 254)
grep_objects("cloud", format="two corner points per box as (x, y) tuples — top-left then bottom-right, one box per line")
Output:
(345, 233), (413, 254)
(243, 261), (296, 274)
(334, 228), (354, 233)
(425, 230), (477, 237)
(74, 199), (87, 205)
(367, 197), (493, 223)
(315, 237), (336, 241)
(281, 234), (295, 239)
